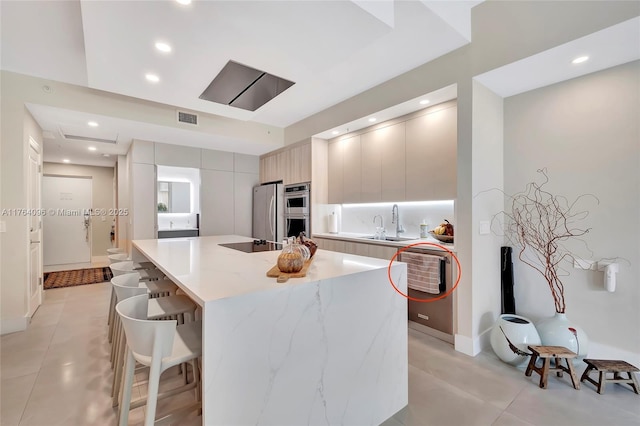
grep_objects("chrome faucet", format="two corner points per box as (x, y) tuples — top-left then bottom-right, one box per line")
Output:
(391, 204), (405, 237)
(373, 214), (384, 230)
(373, 215), (385, 239)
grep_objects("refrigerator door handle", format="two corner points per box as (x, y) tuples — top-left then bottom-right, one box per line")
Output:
(268, 195), (275, 240)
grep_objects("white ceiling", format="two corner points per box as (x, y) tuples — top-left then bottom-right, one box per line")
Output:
(1, 0), (479, 167)
(2, 1), (638, 168)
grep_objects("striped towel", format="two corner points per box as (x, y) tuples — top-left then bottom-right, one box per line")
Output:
(402, 252), (445, 295)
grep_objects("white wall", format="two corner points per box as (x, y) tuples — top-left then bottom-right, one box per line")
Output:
(503, 61), (640, 361)
(42, 163), (116, 257)
(0, 108), (42, 333)
(470, 81), (504, 352)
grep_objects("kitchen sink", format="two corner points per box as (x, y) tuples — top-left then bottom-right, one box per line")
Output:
(365, 236), (415, 242)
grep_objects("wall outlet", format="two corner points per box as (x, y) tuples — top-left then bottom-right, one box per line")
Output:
(574, 258), (596, 270)
(479, 220), (490, 235)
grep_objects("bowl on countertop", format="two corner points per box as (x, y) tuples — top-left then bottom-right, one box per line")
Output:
(429, 231), (454, 243)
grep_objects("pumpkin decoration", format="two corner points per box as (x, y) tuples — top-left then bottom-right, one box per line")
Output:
(277, 244), (306, 273)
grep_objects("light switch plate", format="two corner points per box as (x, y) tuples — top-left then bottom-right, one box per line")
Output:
(0, 221), (6, 233)
(479, 220), (490, 235)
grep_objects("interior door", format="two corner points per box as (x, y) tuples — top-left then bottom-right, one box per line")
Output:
(27, 138), (42, 316)
(42, 175), (92, 266)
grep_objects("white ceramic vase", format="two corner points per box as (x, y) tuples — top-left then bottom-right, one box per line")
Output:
(490, 314), (541, 365)
(536, 312), (588, 359)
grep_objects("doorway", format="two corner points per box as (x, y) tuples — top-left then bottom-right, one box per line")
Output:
(27, 138), (43, 317)
(42, 175), (93, 267)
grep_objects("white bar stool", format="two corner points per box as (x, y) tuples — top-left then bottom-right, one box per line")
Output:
(111, 281), (197, 409)
(108, 254), (156, 270)
(110, 261), (165, 281)
(108, 273), (178, 343)
(107, 248), (126, 255)
(116, 294), (202, 426)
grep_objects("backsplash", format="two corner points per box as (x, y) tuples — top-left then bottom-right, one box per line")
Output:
(157, 213), (199, 231)
(317, 201), (455, 238)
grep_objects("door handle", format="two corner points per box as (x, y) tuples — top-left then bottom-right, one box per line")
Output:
(30, 240), (40, 244)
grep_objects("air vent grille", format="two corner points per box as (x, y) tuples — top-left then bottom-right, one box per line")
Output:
(63, 134), (117, 144)
(178, 111), (198, 125)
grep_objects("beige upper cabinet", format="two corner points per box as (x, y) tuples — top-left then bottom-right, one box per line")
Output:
(327, 101), (457, 203)
(405, 105), (457, 201)
(260, 141), (311, 185)
(341, 136), (361, 203)
(328, 135), (361, 204)
(328, 140), (343, 204)
(361, 122), (406, 202)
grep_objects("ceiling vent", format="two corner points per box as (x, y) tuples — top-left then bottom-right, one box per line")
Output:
(62, 133), (118, 144)
(199, 60), (295, 111)
(177, 110), (198, 125)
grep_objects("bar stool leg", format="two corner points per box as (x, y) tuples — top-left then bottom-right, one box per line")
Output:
(119, 349), (136, 426)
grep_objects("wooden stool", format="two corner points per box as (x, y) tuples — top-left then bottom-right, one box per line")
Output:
(525, 345), (580, 389)
(580, 359), (640, 395)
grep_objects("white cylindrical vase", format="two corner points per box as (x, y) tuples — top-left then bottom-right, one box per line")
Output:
(490, 314), (541, 365)
(536, 312), (588, 360)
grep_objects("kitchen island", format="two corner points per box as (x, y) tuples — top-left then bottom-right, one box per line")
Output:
(132, 235), (408, 425)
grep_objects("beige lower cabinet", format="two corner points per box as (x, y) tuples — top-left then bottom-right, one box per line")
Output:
(315, 238), (397, 261)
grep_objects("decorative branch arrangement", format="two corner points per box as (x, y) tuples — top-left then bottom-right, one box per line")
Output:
(494, 168), (598, 314)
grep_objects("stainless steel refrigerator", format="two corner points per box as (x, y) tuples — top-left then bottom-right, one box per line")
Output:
(252, 183), (284, 242)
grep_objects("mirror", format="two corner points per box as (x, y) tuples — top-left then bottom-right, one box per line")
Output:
(157, 181), (191, 213)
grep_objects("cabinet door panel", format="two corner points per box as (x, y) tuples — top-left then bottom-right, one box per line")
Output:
(379, 123), (406, 201)
(405, 105), (457, 200)
(328, 141), (343, 204)
(345, 242), (369, 256)
(200, 170), (234, 236)
(367, 244), (397, 261)
(342, 136), (361, 203)
(234, 173), (259, 237)
(360, 130), (382, 203)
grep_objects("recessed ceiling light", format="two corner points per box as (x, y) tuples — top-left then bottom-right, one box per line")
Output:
(368, 117), (377, 123)
(419, 99), (430, 105)
(332, 130), (340, 135)
(87, 121), (99, 127)
(62, 159), (70, 163)
(155, 42), (172, 53)
(103, 154), (111, 157)
(572, 56), (589, 64)
(176, 0), (191, 5)
(145, 73), (160, 83)
(88, 146), (97, 151)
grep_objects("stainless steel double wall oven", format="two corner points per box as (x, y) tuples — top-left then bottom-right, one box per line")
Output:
(284, 182), (310, 238)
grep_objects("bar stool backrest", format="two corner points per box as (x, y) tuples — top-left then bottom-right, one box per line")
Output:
(108, 253), (129, 264)
(110, 261), (135, 276)
(112, 281), (147, 303)
(111, 272), (142, 287)
(116, 294), (176, 361)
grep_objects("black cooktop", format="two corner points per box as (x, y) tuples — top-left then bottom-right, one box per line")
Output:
(219, 240), (283, 253)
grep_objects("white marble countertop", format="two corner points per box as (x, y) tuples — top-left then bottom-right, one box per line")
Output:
(133, 235), (391, 306)
(312, 231), (455, 252)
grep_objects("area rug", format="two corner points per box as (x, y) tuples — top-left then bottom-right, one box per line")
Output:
(43, 267), (113, 290)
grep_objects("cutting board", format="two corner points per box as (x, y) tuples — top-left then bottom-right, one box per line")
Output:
(267, 257), (314, 283)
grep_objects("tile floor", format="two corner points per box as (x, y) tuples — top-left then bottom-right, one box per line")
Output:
(2, 282), (639, 426)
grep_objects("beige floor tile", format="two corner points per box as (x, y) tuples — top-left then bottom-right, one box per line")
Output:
(381, 413), (405, 426)
(42, 288), (70, 303)
(0, 348), (47, 381)
(0, 373), (38, 426)
(41, 333), (110, 369)
(27, 303), (65, 329)
(506, 382), (640, 426)
(1, 325), (56, 353)
(394, 365), (503, 426)
(49, 316), (107, 346)
(492, 411), (535, 426)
